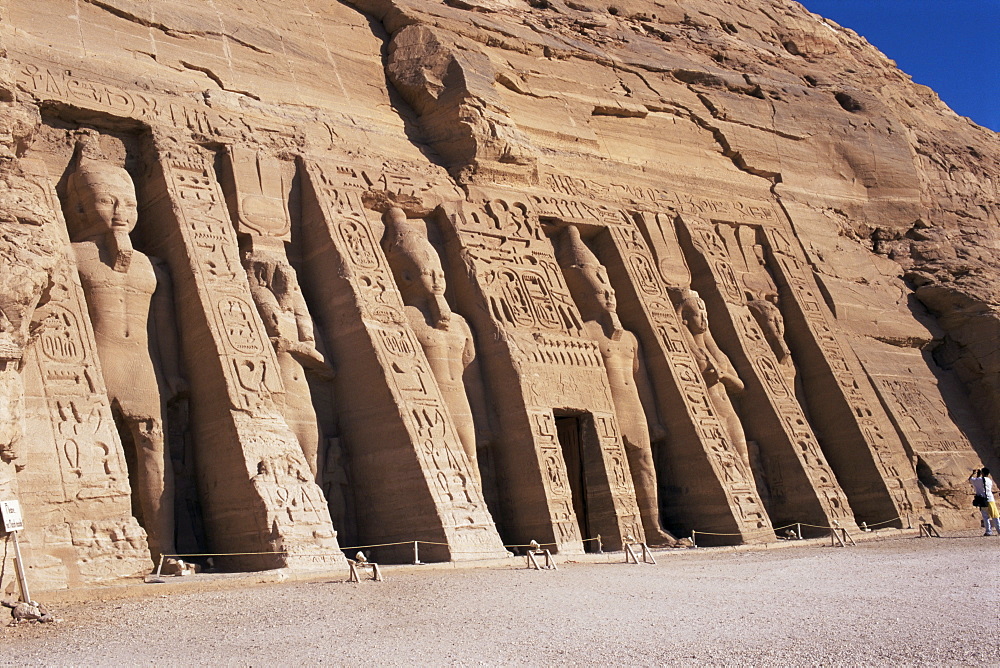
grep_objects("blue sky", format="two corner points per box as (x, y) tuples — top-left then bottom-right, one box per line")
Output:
(800, 1), (1000, 132)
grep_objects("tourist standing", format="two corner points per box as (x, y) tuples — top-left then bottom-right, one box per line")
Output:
(970, 468), (1000, 535)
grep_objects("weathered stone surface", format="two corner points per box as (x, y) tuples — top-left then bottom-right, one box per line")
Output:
(0, 0), (997, 589)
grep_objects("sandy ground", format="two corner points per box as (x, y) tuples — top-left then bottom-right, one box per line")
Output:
(3, 532), (999, 666)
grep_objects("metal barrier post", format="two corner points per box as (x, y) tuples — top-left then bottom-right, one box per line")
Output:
(155, 554), (166, 579)
(596, 534), (603, 554)
(413, 541), (422, 565)
(795, 523), (802, 540)
(691, 531), (697, 547)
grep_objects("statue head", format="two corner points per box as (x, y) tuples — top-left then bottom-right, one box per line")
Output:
(382, 207), (450, 325)
(557, 224), (618, 319)
(66, 159), (138, 240)
(747, 294), (790, 360)
(677, 289), (708, 334)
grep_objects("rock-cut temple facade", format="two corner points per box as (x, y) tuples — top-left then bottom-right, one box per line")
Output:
(0, 0), (998, 590)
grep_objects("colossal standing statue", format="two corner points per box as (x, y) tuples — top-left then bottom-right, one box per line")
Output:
(382, 207), (491, 480)
(65, 156), (183, 559)
(558, 225), (675, 545)
(677, 289), (751, 468)
(242, 242), (333, 478)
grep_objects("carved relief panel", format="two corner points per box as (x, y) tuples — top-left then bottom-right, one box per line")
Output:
(152, 151), (285, 414)
(17, 156), (149, 581)
(860, 347), (982, 526)
(440, 195), (645, 551)
(300, 158), (507, 561)
(677, 216), (855, 531)
(762, 225), (921, 524)
(601, 220), (773, 541)
(141, 140), (342, 568)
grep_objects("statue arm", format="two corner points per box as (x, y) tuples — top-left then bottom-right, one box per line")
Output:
(633, 337), (666, 441)
(286, 280), (334, 378)
(150, 259), (186, 398)
(462, 326), (495, 446)
(289, 277), (317, 345)
(247, 280), (329, 376)
(248, 282), (283, 340)
(705, 330), (744, 393)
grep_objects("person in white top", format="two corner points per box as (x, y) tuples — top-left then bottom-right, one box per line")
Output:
(969, 468), (1000, 536)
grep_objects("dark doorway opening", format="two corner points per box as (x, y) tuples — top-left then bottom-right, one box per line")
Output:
(555, 414), (596, 551)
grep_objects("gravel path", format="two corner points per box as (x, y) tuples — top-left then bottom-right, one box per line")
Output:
(4, 533), (999, 666)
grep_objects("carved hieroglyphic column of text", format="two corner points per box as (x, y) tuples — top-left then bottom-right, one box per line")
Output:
(602, 222), (773, 543)
(762, 226), (921, 526)
(17, 158), (149, 588)
(141, 141), (342, 570)
(440, 197), (644, 552)
(299, 159), (507, 563)
(678, 217), (856, 533)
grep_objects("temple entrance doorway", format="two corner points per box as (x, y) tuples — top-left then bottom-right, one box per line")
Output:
(555, 412), (597, 552)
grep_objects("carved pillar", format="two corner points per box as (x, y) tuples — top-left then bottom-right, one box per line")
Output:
(762, 226), (921, 526)
(298, 158), (507, 563)
(17, 158), (149, 588)
(600, 220), (773, 544)
(676, 216), (857, 534)
(139, 139), (342, 570)
(856, 343), (982, 528)
(438, 197), (644, 553)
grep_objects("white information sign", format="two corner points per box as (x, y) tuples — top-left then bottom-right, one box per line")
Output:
(1, 499), (24, 532)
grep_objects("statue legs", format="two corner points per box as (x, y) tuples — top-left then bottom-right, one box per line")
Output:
(708, 385), (751, 468)
(128, 416), (176, 559)
(621, 430), (675, 546)
(278, 354), (321, 478)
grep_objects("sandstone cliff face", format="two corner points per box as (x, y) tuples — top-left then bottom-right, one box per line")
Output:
(0, 0), (996, 590)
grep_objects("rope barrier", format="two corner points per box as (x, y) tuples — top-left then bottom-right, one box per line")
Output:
(148, 514), (912, 576)
(690, 515), (907, 545)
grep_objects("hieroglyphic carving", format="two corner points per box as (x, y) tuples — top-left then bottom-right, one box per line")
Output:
(19, 160), (133, 507)
(530, 408), (581, 544)
(15, 60), (297, 142)
(593, 412), (644, 542)
(226, 145), (292, 241)
(762, 226), (920, 519)
(302, 159), (506, 558)
(861, 350), (981, 525)
(28, 300), (132, 504)
(299, 156), (462, 206)
(538, 171), (780, 224)
(449, 198), (583, 340)
(604, 223), (772, 539)
(14, 157), (150, 583)
(156, 152), (284, 412)
(152, 144), (342, 566)
(680, 218), (854, 527)
(443, 197), (645, 550)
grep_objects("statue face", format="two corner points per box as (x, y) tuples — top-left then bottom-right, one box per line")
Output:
(399, 249), (446, 298)
(79, 170), (138, 235)
(683, 296), (708, 333)
(578, 263), (617, 314)
(417, 264), (446, 297)
(766, 311), (784, 338)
